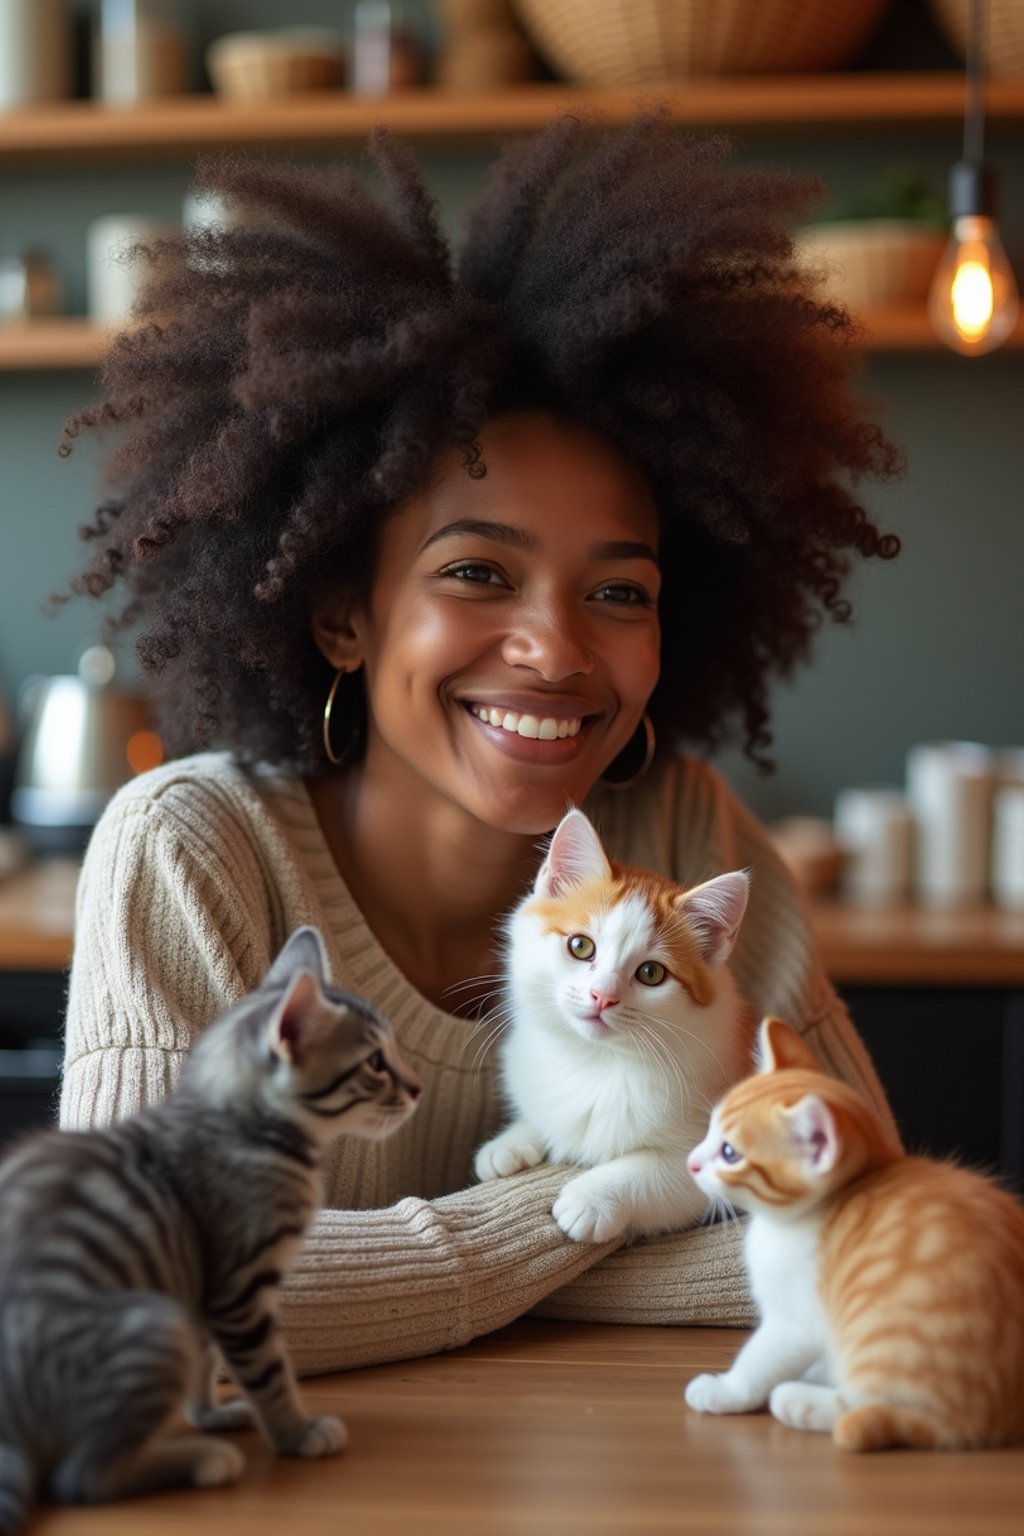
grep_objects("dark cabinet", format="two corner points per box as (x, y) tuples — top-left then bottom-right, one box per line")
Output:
(842, 985), (1023, 1192)
(0, 971), (65, 1143)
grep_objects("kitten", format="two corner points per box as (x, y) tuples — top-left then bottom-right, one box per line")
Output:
(685, 1015), (1024, 1451)
(474, 807), (753, 1243)
(0, 925), (420, 1529)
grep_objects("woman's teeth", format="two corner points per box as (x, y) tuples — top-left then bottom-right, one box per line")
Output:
(471, 706), (582, 741)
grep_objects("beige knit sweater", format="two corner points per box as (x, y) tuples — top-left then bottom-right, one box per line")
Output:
(61, 751), (895, 1377)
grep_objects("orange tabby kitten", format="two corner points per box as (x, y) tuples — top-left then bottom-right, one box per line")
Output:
(686, 1015), (1024, 1451)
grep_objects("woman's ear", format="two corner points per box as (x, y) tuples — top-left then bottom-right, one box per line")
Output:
(311, 593), (365, 672)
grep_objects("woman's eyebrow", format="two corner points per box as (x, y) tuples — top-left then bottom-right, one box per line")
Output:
(422, 520), (659, 565)
(592, 539), (660, 566)
(423, 519), (535, 552)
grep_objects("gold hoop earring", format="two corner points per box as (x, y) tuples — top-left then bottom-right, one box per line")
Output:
(601, 712), (656, 790)
(322, 667), (363, 767)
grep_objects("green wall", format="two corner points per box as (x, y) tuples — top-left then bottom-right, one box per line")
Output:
(2, 3), (1022, 823)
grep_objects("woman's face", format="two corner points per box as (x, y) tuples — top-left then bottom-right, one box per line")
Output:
(317, 412), (662, 837)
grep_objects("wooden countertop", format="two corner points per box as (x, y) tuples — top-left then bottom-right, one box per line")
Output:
(0, 859), (1023, 986)
(27, 1319), (1024, 1536)
(0, 858), (79, 971)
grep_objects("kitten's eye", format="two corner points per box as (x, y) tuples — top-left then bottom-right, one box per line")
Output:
(567, 934), (595, 961)
(718, 1142), (742, 1164)
(635, 960), (666, 986)
(368, 1050), (387, 1073)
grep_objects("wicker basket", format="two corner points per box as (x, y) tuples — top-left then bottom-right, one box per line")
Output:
(206, 29), (346, 100)
(927, 0), (1024, 77)
(509, 0), (889, 85)
(794, 220), (946, 311)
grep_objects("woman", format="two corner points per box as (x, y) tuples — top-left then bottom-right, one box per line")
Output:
(58, 117), (902, 1375)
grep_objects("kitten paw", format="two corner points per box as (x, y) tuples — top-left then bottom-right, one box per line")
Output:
(769, 1382), (841, 1433)
(685, 1373), (761, 1415)
(192, 1440), (246, 1487)
(290, 1415), (348, 1459)
(191, 1399), (257, 1433)
(474, 1135), (545, 1181)
(552, 1180), (628, 1243)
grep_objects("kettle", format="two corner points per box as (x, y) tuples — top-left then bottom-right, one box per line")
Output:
(11, 646), (163, 853)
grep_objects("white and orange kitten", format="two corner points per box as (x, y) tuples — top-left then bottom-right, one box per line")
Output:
(686, 1015), (1024, 1451)
(474, 808), (754, 1243)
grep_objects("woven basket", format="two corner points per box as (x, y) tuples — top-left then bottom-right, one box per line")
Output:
(794, 220), (946, 311)
(510, 0), (889, 85)
(206, 30), (346, 100)
(927, 0), (1024, 77)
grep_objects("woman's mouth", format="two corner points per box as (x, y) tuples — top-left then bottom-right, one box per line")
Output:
(468, 705), (583, 741)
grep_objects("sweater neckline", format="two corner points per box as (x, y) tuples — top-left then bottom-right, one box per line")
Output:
(256, 765), (492, 1058)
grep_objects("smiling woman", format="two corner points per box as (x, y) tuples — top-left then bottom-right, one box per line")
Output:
(56, 115), (902, 1377)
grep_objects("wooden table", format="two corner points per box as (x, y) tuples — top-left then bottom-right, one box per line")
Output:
(28, 1320), (1024, 1536)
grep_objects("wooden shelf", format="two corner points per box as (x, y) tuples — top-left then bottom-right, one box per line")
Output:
(4, 308), (1023, 371)
(0, 318), (109, 370)
(1, 74), (1024, 165)
(862, 308), (1024, 350)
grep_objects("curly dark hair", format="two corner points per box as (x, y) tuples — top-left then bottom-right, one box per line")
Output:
(59, 113), (902, 773)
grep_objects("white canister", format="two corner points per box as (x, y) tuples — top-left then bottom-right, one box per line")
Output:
(993, 781), (1024, 911)
(94, 0), (188, 104)
(906, 741), (994, 908)
(833, 786), (913, 907)
(86, 215), (172, 325)
(0, 0), (70, 109)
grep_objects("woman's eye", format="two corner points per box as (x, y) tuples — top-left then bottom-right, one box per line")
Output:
(592, 583), (653, 607)
(635, 960), (666, 986)
(567, 934), (596, 961)
(719, 1142), (742, 1164)
(440, 562), (503, 586)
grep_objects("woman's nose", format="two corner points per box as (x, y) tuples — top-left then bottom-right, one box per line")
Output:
(500, 605), (593, 680)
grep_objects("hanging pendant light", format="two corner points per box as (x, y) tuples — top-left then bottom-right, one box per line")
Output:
(928, 0), (1019, 355)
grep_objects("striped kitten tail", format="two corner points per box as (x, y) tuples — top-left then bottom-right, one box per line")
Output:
(0, 1444), (32, 1535)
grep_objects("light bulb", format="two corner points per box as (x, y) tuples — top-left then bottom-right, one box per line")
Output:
(928, 213), (1019, 355)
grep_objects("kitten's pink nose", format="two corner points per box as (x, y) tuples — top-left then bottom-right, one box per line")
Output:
(687, 1154), (702, 1174)
(590, 988), (619, 1013)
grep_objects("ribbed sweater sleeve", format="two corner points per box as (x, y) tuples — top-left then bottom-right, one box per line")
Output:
(281, 1168), (622, 1376)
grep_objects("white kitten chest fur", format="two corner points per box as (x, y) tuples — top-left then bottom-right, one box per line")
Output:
(745, 1214), (830, 1353)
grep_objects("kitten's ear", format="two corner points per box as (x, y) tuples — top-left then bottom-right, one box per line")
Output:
(783, 1094), (840, 1174)
(268, 970), (326, 1068)
(535, 808), (610, 897)
(264, 925), (330, 991)
(675, 871), (750, 966)
(757, 1016), (819, 1075)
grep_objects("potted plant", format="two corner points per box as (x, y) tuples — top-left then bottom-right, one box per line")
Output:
(794, 167), (948, 312)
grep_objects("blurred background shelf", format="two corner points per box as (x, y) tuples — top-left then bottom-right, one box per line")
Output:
(0, 319), (111, 370)
(2, 74), (1024, 165)
(6, 308), (1024, 370)
(3, 858), (1023, 985)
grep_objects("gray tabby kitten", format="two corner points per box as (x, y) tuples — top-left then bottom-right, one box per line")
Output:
(0, 925), (420, 1530)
